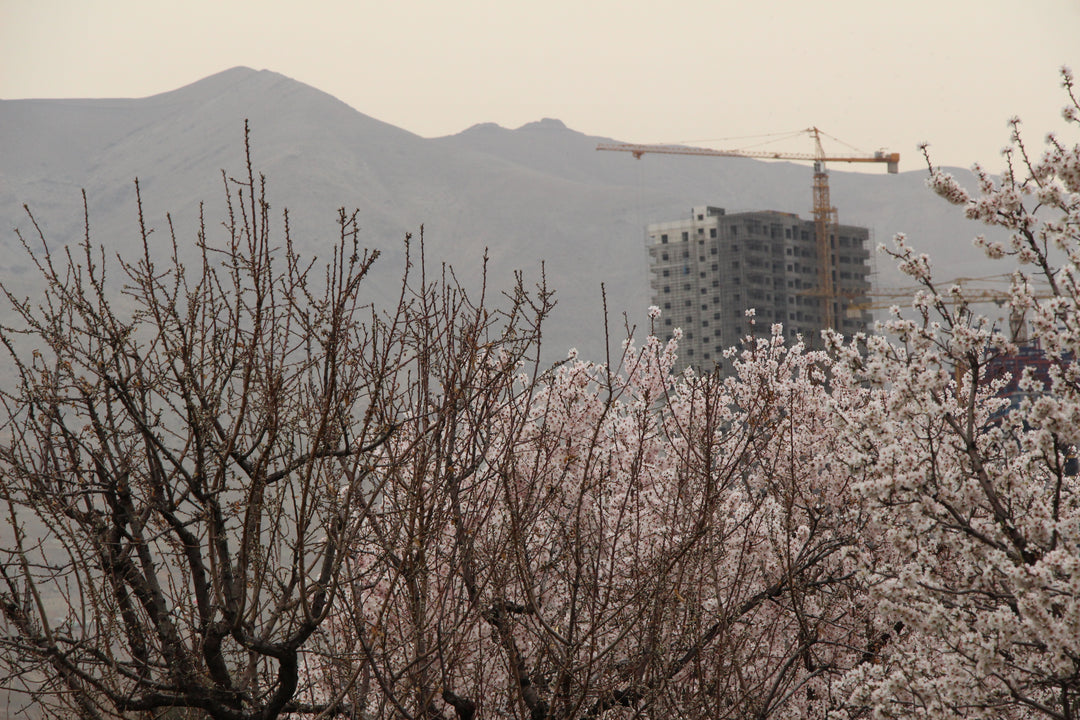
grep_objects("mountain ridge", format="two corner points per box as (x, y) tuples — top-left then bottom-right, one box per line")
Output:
(1, 68), (1005, 361)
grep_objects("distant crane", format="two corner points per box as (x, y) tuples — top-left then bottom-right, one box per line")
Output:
(597, 128), (899, 330)
(851, 275), (1056, 342)
(852, 277), (1060, 390)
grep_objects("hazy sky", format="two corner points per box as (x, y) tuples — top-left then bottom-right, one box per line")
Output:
(3, 0), (1078, 172)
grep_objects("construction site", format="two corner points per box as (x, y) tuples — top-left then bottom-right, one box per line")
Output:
(598, 127), (899, 371)
(645, 206), (871, 369)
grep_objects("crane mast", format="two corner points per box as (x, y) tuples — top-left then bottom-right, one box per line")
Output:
(809, 129), (840, 329)
(598, 127), (899, 332)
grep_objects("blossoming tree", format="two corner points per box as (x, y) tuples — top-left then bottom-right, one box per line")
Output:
(322, 298), (888, 719)
(835, 68), (1080, 719)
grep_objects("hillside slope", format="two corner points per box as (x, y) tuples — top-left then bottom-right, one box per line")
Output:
(1, 67), (1004, 361)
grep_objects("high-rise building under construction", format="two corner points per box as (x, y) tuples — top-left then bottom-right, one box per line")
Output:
(647, 206), (872, 372)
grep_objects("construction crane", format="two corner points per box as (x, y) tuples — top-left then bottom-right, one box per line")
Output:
(853, 275), (1052, 306)
(851, 275), (1056, 341)
(597, 127), (899, 331)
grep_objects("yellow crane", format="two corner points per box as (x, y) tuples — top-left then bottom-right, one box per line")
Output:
(597, 127), (899, 331)
(852, 275), (1056, 341)
(853, 275), (1052, 306)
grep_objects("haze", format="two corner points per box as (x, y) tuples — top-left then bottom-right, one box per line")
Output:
(3, 0), (1078, 172)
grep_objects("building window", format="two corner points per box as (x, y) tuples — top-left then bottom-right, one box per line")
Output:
(731, 261), (740, 269)
(663, 302), (671, 309)
(663, 286), (670, 293)
(661, 234), (669, 243)
(661, 252), (669, 260)
(697, 213), (704, 220)
(662, 269), (670, 277)
(710, 228), (717, 238)
(682, 231), (689, 241)
(664, 318), (672, 326)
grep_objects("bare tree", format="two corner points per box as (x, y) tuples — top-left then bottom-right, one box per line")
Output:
(0, 127), (406, 719)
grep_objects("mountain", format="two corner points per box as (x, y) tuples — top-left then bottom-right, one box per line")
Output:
(1, 67), (1006, 362)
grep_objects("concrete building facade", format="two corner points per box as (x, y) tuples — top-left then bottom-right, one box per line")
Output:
(647, 206), (871, 371)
